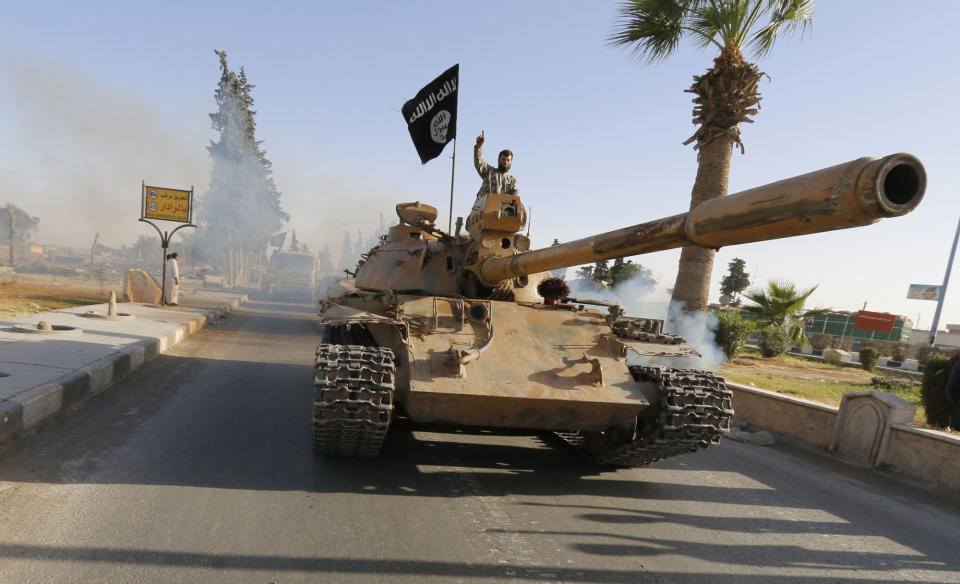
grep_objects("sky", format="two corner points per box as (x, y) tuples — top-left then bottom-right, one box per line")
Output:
(0, 1), (957, 332)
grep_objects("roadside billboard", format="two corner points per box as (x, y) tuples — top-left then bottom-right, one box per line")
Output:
(854, 310), (897, 333)
(142, 184), (192, 223)
(907, 284), (942, 301)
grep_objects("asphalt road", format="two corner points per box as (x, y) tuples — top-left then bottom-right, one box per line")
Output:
(1, 299), (959, 583)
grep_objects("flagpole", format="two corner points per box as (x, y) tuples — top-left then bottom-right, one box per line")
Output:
(448, 137), (456, 234)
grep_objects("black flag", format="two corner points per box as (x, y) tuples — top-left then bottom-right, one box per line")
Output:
(402, 64), (458, 164)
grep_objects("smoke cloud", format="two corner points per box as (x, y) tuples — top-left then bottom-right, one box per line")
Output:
(0, 54), (406, 262)
(567, 270), (727, 372)
(0, 55), (209, 249)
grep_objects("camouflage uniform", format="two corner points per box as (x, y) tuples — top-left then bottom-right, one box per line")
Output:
(468, 144), (519, 235)
(473, 143), (518, 198)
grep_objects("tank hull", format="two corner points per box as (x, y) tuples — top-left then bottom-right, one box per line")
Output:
(319, 295), (700, 431)
(399, 297), (655, 430)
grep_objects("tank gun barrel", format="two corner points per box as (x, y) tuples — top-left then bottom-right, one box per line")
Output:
(480, 153), (925, 284)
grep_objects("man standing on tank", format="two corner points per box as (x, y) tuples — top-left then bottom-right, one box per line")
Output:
(468, 132), (518, 234)
(474, 131), (517, 197)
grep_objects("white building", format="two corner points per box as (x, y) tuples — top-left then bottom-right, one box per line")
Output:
(908, 323), (960, 351)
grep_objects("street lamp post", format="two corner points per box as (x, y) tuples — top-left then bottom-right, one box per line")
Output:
(929, 216), (960, 346)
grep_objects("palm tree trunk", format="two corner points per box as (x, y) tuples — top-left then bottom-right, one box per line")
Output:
(670, 133), (735, 313)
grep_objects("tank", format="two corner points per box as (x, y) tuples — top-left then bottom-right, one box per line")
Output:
(314, 153), (925, 464)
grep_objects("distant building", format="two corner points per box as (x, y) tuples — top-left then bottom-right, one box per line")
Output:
(803, 311), (912, 345)
(908, 324), (960, 352)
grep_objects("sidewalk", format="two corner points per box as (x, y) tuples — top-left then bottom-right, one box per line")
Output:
(0, 290), (247, 445)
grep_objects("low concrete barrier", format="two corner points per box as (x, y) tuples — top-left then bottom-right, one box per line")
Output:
(124, 269), (162, 303)
(728, 381), (960, 490)
(882, 426), (960, 488)
(728, 383), (837, 449)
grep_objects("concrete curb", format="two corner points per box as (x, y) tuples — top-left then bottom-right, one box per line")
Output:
(0, 295), (246, 445)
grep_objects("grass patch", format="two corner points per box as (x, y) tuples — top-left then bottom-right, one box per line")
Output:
(721, 370), (865, 407)
(719, 348), (926, 424)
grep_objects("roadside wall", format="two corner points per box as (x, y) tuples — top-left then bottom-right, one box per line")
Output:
(729, 384), (837, 449)
(728, 382), (960, 491)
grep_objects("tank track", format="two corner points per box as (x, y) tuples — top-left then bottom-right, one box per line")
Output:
(313, 344), (395, 458)
(559, 366), (733, 466)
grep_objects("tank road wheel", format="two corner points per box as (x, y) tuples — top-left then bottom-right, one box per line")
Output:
(313, 344), (396, 458)
(561, 367), (734, 467)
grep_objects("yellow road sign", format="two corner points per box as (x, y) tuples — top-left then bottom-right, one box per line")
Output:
(143, 185), (192, 223)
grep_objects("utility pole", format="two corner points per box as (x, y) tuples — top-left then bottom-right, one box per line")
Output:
(7, 205), (15, 268)
(90, 232), (99, 267)
(929, 216), (960, 346)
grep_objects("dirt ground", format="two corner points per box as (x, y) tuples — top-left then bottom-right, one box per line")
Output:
(0, 273), (120, 316)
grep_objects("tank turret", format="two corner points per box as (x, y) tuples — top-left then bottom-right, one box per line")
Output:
(354, 153), (923, 298)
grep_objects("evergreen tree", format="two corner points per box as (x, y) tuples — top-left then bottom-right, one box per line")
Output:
(720, 257), (750, 305)
(196, 50), (289, 285)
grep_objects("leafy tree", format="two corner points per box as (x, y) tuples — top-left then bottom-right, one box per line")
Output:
(741, 279), (829, 346)
(610, 0), (813, 314)
(720, 257), (750, 305)
(578, 258), (656, 290)
(196, 50), (289, 285)
(593, 260), (611, 286)
(608, 258), (636, 287)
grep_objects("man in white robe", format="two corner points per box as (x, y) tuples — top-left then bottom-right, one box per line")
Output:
(164, 252), (180, 305)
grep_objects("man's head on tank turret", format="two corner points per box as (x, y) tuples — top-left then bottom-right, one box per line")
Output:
(498, 150), (513, 172)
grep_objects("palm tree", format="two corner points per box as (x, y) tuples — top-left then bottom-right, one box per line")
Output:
(741, 279), (829, 345)
(610, 0), (814, 314)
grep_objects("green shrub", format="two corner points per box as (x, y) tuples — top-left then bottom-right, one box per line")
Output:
(712, 310), (754, 360)
(859, 347), (880, 372)
(890, 343), (909, 362)
(880, 341), (898, 358)
(921, 356), (956, 429)
(915, 344), (947, 365)
(807, 333), (833, 351)
(757, 325), (789, 358)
